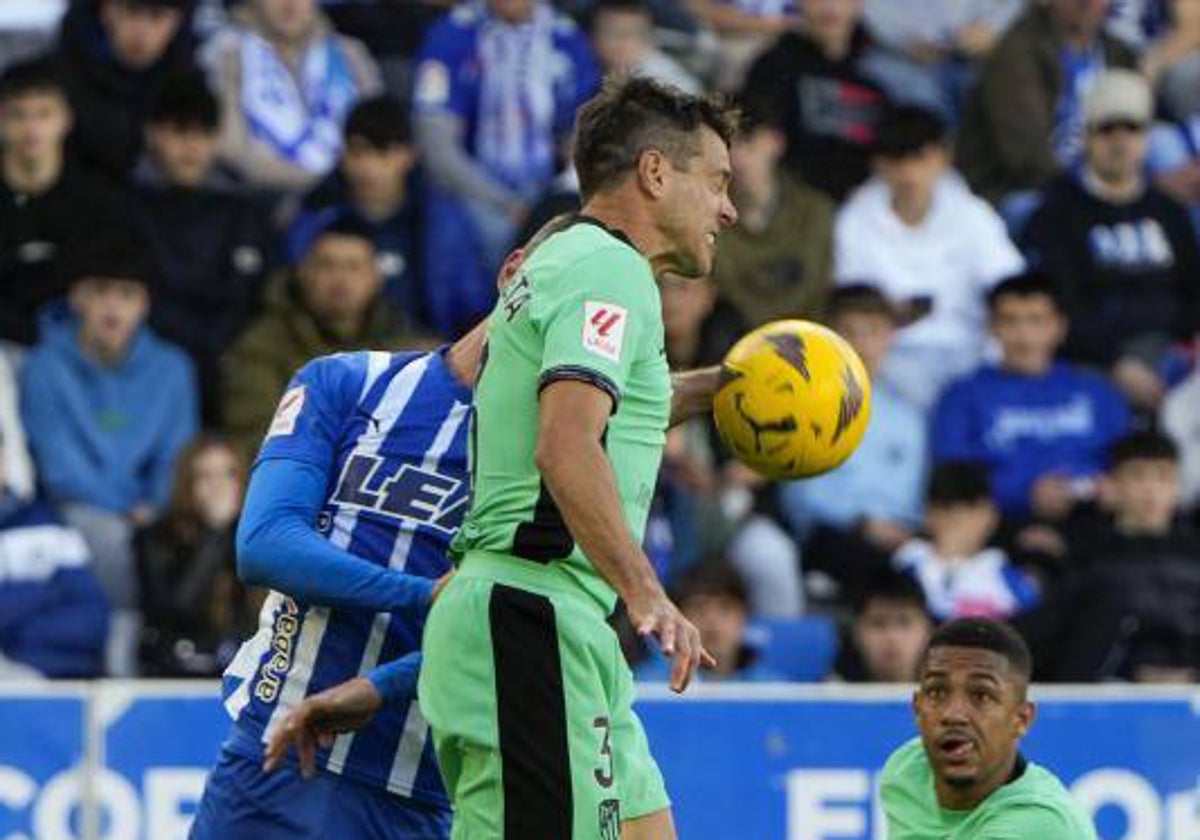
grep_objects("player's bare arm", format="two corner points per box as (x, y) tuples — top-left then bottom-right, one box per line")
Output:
(536, 379), (715, 692)
(262, 677), (382, 777)
(668, 365), (721, 427)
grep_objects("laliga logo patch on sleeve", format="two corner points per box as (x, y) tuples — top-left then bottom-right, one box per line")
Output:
(267, 385), (306, 438)
(582, 301), (627, 363)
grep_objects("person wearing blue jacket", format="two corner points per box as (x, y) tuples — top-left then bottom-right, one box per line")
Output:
(411, 0), (600, 336)
(0, 452), (108, 679)
(933, 272), (1130, 520)
(20, 234), (198, 675)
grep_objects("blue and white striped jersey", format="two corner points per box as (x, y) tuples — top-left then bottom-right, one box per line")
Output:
(221, 349), (471, 807)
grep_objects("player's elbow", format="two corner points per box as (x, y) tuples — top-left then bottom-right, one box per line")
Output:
(533, 431), (576, 481)
(235, 516), (273, 587)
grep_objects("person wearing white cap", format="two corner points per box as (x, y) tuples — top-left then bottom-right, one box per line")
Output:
(1021, 68), (1200, 410)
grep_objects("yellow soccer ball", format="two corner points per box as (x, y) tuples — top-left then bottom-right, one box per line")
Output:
(713, 320), (872, 480)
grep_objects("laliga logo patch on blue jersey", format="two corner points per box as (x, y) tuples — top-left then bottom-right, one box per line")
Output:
(332, 453), (468, 533)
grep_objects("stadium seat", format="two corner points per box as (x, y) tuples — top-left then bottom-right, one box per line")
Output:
(746, 615), (839, 682)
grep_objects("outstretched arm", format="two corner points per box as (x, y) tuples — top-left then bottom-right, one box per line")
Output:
(669, 366), (721, 427)
(237, 457), (435, 614)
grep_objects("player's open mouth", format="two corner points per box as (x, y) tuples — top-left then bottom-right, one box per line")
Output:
(937, 734), (975, 761)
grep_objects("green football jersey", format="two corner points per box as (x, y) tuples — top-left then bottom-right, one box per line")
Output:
(454, 219), (672, 611)
(880, 738), (1098, 839)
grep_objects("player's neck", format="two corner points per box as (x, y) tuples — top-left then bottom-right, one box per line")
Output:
(446, 320), (488, 387)
(935, 753), (1017, 811)
(579, 194), (675, 278)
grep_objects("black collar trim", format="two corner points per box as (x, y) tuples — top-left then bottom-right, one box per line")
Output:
(571, 214), (637, 250)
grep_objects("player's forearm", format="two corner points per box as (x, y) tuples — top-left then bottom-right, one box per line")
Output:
(237, 459), (435, 615)
(536, 435), (664, 604)
(669, 366), (721, 427)
(366, 651), (422, 706)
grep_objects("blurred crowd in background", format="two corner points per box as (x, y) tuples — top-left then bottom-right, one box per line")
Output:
(0, 0), (1199, 688)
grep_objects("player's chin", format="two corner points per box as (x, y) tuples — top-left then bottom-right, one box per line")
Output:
(934, 757), (980, 788)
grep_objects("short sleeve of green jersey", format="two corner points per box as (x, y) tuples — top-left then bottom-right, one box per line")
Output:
(530, 245), (656, 408)
(970, 803), (1092, 839)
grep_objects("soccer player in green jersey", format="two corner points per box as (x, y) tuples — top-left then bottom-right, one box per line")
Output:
(418, 76), (738, 840)
(881, 618), (1098, 839)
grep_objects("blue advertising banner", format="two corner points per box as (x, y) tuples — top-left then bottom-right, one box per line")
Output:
(0, 687), (86, 840)
(0, 683), (1197, 840)
(636, 685), (1200, 840)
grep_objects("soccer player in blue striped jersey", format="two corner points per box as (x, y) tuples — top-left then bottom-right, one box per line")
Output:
(187, 334), (480, 839)
(189, 226), (722, 840)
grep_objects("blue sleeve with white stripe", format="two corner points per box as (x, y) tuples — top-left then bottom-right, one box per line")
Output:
(236, 459), (435, 614)
(237, 353), (435, 615)
(367, 651), (423, 706)
(255, 354), (367, 471)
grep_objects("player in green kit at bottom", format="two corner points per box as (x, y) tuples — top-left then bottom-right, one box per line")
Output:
(881, 618), (1098, 839)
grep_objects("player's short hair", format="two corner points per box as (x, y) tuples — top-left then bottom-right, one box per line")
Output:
(0, 57), (65, 104)
(927, 461), (993, 507)
(148, 72), (218, 131)
(874, 105), (946, 159)
(850, 568), (928, 616)
(825, 284), (899, 323)
(587, 0), (652, 31)
(344, 95), (412, 148)
(671, 560), (750, 611)
(921, 618), (1033, 684)
(986, 271), (1063, 313)
(1109, 430), (1180, 469)
(573, 75), (738, 201)
(63, 231), (154, 289)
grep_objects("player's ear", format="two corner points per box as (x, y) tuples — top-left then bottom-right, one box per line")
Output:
(636, 147), (668, 199)
(497, 248), (525, 290)
(1014, 698), (1036, 739)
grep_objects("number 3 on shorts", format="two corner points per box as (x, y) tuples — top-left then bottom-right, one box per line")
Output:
(593, 716), (615, 789)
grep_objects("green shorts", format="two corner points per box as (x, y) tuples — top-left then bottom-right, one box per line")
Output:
(418, 550), (670, 840)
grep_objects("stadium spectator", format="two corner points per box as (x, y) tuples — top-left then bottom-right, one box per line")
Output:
(134, 72), (272, 425)
(412, 0), (599, 335)
(52, 0), (198, 178)
(833, 568), (932, 683)
(957, 0), (1138, 211)
(780, 285), (927, 554)
(0, 59), (114, 348)
(835, 105), (1024, 409)
(893, 462), (1041, 622)
(587, 0), (701, 94)
(1162, 358), (1200, 511)
(861, 0), (1025, 122)
(710, 106), (833, 328)
(635, 561), (782, 683)
(1021, 70), (1200, 406)
(686, 0), (797, 93)
(654, 275), (799, 617)
(1141, 0), (1200, 107)
(1018, 432), (1200, 681)
(741, 0), (890, 201)
(654, 276), (758, 587)
(0, 446), (108, 679)
(0, 357), (33, 504)
(200, 0), (382, 192)
(222, 217), (423, 461)
(20, 233), (198, 676)
(136, 434), (259, 677)
(286, 95), (425, 330)
(933, 273), (1130, 521)
(1143, 3), (1200, 235)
